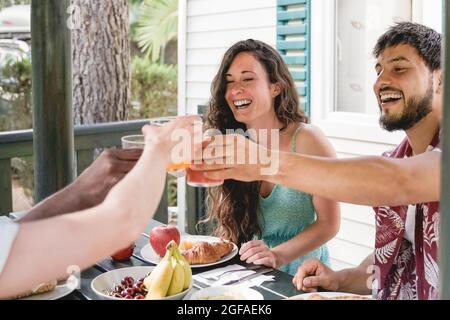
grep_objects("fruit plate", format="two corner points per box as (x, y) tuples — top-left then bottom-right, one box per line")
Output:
(141, 235), (238, 268)
(91, 266), (192, 300)
(189, 286), (264, 300)
(287, 292), (373, 300)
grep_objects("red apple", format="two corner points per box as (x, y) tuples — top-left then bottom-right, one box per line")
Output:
(111, 243), (135, 261)
(149, 225), (180, 257)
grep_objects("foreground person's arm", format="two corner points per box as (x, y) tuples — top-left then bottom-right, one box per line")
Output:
(0, 117), (198, 298)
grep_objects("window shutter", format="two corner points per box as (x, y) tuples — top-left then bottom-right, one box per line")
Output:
(276, 0), (311, 116)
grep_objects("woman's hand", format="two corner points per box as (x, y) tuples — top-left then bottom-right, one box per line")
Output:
(239, 240), (282, 269)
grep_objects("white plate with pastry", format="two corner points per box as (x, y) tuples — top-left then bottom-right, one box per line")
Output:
(287, 292), (373, 300)
(140, 235), (238, 268)
(14, 279), (76, 300)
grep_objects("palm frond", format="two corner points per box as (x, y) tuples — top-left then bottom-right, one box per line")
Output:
(135, 0), (178, 62)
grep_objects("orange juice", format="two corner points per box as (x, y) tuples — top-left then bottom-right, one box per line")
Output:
(166, 161), (191, 171)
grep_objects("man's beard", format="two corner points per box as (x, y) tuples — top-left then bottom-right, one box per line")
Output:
(379, 82), (434, 132)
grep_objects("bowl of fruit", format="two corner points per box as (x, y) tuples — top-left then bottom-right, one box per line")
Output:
(91, 241), (192, 300)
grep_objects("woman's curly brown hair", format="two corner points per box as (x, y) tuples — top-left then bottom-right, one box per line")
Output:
(200, 39), (308, 245)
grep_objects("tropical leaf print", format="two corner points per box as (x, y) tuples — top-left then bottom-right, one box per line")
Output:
(396, 243), (413, 266)
(424, 253), (439, 290)
(376, 207), (403, 244)
(399, 282), (417, 300)
(433, 213), (440, 243)
(375, 135), (441, 300)
(375, 239), (397, 264)
(423, 208), (439, 248)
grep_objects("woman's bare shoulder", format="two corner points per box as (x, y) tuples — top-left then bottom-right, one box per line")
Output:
(295, 124), (336, 157)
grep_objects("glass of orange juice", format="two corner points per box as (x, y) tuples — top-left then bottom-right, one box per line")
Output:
(145, 115), (223, 187)
(186, 129), (224, 188)
(148, 116), (199, 177)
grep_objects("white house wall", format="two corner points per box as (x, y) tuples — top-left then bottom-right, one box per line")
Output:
(182, 0), (399, 271)
(184, 0), (277, 114)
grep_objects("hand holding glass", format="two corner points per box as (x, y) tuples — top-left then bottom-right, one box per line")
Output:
(186, 129), (224, 188)
(148, 116), (224, 187)
(121, 134), (189, 178)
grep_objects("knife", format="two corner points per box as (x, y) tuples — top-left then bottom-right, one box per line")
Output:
(220, 267), (274, 286)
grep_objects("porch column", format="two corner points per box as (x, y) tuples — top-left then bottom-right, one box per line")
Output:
(440, 0), (450, 300)
(31, 0), (75, 202)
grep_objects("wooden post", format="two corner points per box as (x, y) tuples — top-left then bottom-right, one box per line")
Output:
(440, 0), (450, 300)
(0, 159), (12, 215)
(31, 0), (75, 202)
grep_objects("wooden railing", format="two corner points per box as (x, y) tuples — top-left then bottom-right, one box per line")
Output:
(0, 120), (168, 223)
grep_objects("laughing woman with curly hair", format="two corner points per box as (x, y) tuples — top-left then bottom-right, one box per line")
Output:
(201, 39), (340, 275)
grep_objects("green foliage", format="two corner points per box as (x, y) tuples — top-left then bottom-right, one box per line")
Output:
(1, 56), (31, 91)
(129, 51), (178, 207)
(134, 0), (178, 62)
(11, 156), (34, 198)
(167, 175), (177, 206)
(129, 56), (179, 207)
(129, 56), (177, 119)
(0, 56), (32, 131)
(0, 23), (180, 208)
(128, 0), (143, 5)
(0, 57), (34, 200)
(129, 0), (143, 38)
(0, 55), (180, 206)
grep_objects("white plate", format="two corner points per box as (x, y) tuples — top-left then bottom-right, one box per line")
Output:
(91, 266), (192, 300)
(140, 235), (238, 268)
(19, 280), (75, 300)
(288, 292), (373, 300)
(190, 286), (264, 300)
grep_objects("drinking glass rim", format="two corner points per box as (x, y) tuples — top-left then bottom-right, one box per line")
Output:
(149, 115), (204, 126)
(149, 116), (177, 124)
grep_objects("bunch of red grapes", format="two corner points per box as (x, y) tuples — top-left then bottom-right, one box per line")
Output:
(109, 276), (148, 299)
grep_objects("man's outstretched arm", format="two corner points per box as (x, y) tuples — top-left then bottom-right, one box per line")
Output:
(271, 150), (441, 206)
(196, 134), (441, 207)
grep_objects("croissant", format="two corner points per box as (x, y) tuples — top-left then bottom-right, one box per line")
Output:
(181, 240), (234, 265)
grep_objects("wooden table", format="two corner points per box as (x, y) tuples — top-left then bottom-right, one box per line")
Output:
(65, 219), (304, 300)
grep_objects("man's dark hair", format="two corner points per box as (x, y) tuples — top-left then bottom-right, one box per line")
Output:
(373, 22), (442, 71)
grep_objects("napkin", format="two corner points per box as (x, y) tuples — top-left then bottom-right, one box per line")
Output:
(194, 264), (275, 288)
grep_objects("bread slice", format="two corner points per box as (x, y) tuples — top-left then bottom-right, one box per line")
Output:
(9, 280), (57, 300)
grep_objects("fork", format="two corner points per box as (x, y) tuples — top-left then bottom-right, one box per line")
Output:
(200, 265), (264, 282)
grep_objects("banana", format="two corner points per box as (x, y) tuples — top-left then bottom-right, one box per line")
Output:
(145, 246), (174, 299)
(143, 270), (154, 290)
(144, 248), (169, 291)
(166, 256), (185, 296)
